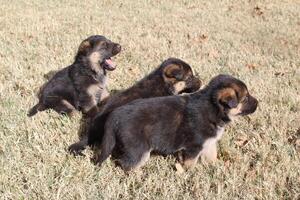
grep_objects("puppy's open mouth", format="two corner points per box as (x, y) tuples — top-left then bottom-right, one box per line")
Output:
(101, 58), (116, 71)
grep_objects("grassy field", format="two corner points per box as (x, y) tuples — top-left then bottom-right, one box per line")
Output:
(0, 0), (299, 199)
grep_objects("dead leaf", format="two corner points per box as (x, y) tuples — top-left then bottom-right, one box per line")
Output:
(189, 34), (208, 44)
(208, 49), (219, 59)
(253, 6), (263, 16)
(235, 135), (249, 147)
(246, 63), (258, 70)
(274, 72), (285, 76)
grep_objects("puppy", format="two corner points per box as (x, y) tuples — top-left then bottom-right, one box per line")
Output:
(28, 35), (121, 117)
(92, 74), (258, 171)
(68, 58), (202, 155)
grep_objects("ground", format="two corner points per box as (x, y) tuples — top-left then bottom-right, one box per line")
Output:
(0, 0), (299, 199)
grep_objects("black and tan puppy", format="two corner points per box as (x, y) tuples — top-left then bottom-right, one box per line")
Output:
(92, 74), (258, 171)
(28, 35), (121, 117)
(68, 58), (202, 155)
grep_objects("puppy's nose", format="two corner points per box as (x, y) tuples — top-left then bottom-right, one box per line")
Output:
(196, 77), (202, 87)
(250, 96), (258, 113)
(112, 44), (121, 55)
(253, 98), (258, 109)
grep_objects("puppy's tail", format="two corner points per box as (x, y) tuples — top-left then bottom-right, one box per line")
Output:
(87, 112), (110, 147)
(92, 122), (116, 166)
(27, 103), (46, 117)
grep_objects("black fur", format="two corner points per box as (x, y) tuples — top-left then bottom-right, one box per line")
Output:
(92, 74), (258, 171)
(28, 35), (121, 117)
(68, 58), (202, 155)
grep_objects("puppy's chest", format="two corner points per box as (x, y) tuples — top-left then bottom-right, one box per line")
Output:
(215, 126), (225, 141)
(202, 126), (224, 148)
(87, 81), (108, 101)
(91, 72), (107, 85)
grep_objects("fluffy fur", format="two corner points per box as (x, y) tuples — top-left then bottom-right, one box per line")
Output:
(68, 58), (202, 155)
(92, 74), (258, 171)
(28, 35), (121, 117)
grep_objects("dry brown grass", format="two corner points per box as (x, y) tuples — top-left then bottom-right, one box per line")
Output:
(0, 0), (299, 199)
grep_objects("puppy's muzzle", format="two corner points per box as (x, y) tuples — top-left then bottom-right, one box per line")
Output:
(181, 77), (202, 93)
(241, 95), (258, 115)
(112, 43), (121, 55)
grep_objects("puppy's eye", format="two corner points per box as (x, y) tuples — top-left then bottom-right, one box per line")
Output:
(100, 41), (108, 49)
(242, 95), (249, 103)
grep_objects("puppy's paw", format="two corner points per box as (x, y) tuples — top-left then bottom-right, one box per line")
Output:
(90, 154), (104, 167)
(175, 163), (185, 174)
(67, 143), (85, 156)
(200, 153), (218, 164)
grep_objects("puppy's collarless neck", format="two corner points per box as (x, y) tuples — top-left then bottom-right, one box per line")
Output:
(138, 75), (169, 97)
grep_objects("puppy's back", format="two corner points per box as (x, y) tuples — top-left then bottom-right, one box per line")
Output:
(107, 96), (188, 135)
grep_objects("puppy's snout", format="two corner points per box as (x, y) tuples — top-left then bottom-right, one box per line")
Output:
(242, 95), (258, 115)
(250, 96), (258, 112)
(112, 43), (121, 55)
(181, 77), (201, 93)
(192, 77), (202, 89)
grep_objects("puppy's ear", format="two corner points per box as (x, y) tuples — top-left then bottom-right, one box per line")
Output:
(77, 40), (91, 55)
(217, 88), (238, 108)
(164, 64), (184, 80)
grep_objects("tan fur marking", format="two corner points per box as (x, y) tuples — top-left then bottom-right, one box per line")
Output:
(60, 100), (76, 117)
(60, 99), (75, 110)
(173, 81), (186, 94)
(183, 153), (201, 169)
(228, 103), (243, 120)
(164, 64), (181, 78)
(217, 87), (235, 100)
(200, 142), (217, 162)
(231, 83), (247, 98)
(87, 84), (100, 96)
(100, 88), (110, 101)
(200, 126), (224, 163)
(88, 52), (101, 71)
(130, 151), (151, 171)
(78, 41), (90, 53)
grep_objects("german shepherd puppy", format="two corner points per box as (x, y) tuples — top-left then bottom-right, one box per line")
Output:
(68, 58), (202, 155)
(28, 35), (121, 117)
(92, 74), (258, 171)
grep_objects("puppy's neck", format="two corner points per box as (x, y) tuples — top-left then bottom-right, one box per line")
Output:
(189, 94), (231, 126)
(87, 52), (103, 74)
(135, 74), (169, 97)
(74, 52), (104, 74)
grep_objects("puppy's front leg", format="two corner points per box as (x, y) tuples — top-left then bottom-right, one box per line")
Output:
(181, 146), (202, 169)
(100, 88), (110, 102)
(200, 141), (218, 163)
(78, 91), (97, 114)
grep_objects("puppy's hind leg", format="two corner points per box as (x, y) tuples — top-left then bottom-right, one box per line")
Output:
(181, 145), (202, 169)
(51, 99), (76, 117)
(118, 142), (151, 172)
(27, 103), (46, 117)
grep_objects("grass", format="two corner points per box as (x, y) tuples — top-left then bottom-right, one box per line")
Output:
(0, 0), (299, 199)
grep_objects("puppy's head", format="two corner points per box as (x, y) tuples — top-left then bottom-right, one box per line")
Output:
(209, 74), (258, 120)
(76, 35), (121, 71)
(161, 58), (201, 94)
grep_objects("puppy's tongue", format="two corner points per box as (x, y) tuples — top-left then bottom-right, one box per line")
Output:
(104, 58), (116, 71)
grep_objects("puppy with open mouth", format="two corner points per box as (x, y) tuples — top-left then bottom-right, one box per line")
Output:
(68, 58), (202, 155)
(92, 74), (258, 171)
(28, 35), (121, 117)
